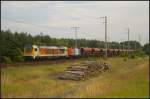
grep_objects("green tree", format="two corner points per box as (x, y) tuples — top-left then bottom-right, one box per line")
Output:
(143, 43), (149, 55)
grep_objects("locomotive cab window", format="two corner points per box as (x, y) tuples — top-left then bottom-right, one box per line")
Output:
(35, 48), (37, 51)
(24, 45), (32, 52)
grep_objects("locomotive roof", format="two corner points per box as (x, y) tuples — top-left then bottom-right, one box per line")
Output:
(59, 46), (67, 49)
(39, 46), (58, 49)
(39, 46), (67, 49)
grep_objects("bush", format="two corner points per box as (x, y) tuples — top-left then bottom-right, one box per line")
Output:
(135, 49), (145, 58)
(5, 48), (24, 62)
(139, 51), (145, 57)
(123, 57), (127, 61)
(120, 53), (128, 57)
(143, 43), (149, 55)
(2, 56), (12, 64)
(13, 56), (24, 62)
(102, 56), (107, 60)
(128, 54), (136, 59)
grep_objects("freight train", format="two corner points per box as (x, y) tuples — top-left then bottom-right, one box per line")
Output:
(24, 44), (134, 60)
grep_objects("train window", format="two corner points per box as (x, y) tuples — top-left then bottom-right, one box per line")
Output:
(24, 45), (32, 51)
(35, 48), (37, 51)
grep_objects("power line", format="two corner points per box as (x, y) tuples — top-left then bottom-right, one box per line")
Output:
(127, 28), (130, 50)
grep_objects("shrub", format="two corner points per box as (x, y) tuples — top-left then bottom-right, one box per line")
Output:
(102, 56), (107, 60)
(139, 51), (145, 57)
(123, 57), (127, 61)
(2, 56), (12, 64)
(143, 43), (149, 55)
(120, 53), (128, 57)
(129, 54), (136, 59)
(135, 49), (145, 58)
(13, 56), (24, 62)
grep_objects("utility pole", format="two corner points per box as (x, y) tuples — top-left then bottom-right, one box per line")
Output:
(107, 36), (110, 49)
(119, 41), (121, 50)
(121, 39), (124, 50)
(134, 40), (136, 50)
(146, 37), (149, 44)
(100, 16), (107, 58)
(138, 33), (141, 43)
(124, 28), (130, 54)
(119, 39), (122, 50)
(40, 32), (43, 45)
(123, 42), (124, 50)
(127, 28), (130, 50)
(138, 33), (142, 49)
(147, 37), (149, 44)
(134, 34), (137, 50)
(71, 27), (80, 48)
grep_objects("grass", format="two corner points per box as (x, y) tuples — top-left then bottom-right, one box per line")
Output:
(1, 56), (149, 98)
(66, 57), (149, 98)
(1, 62), (76, 98)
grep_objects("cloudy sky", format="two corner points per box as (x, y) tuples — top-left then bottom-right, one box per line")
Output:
(1, 1), (149, 45)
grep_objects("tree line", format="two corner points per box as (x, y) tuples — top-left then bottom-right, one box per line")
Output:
(0, 29), (149, 63)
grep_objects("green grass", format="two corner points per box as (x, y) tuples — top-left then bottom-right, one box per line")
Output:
(65, 57), (149, 98)
(1, 56), (149, 98)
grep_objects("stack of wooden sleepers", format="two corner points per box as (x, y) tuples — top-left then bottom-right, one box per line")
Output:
(59, 61), (111, 81)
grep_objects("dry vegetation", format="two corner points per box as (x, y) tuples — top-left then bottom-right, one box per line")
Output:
(1, 56), (149, 98)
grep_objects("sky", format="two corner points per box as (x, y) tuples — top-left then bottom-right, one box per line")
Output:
(1, 1), (149, 45)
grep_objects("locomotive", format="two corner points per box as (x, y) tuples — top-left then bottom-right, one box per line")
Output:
(24, 44), (134, 60)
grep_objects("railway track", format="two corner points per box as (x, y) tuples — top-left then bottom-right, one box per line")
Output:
(0, 57), (92, 67)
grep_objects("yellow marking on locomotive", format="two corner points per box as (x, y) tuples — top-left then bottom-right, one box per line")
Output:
(24, 48), (35, 56)
(32, 48), (35, 56)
